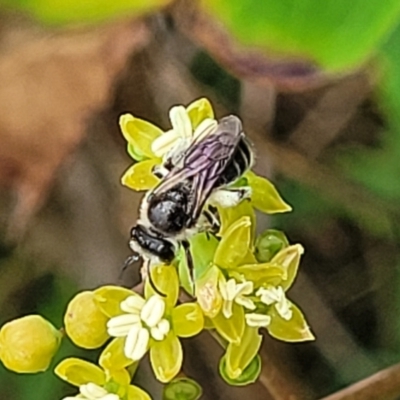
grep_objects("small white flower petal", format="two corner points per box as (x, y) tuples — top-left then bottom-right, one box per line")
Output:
(150, 326), (165, 341)
(101, 394), (121, 400)
(140, 295), (166, 328)
(80, 383), (108, 399)
(120, 295), (145, 314)
(169, 105), (192, 139)
(157, 318), (171, 335)
(192, 118), (218, 142)
(98, 393), (121, 400)
(107, 314), (141, 337)
(245, 313), (271, 327)
(124, 326), (150, 361)
(275, 299), (293, 321)
(218, 278), (228, 300)
(235, 281), (254, 297)
(151, 130), (180, 157)
(257, 286), (282, 305)
(222, 299), (233, 319)
(236, 297), (256, 311)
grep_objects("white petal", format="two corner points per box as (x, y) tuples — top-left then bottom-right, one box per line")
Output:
(245, 313), (271, 327)
(235, 281), (254, 297)
(151, 130), (180, 157)
(192, 118), (218, 141)
(257, 286), (281, 305)
(101, 394), (121, 400)
(140, 295), (165, 328)
(275, 299), (293, 321)
(150, 326), (165, 341)
(157, 318), (171, 335)
(80, 383), (108, 399)
(222, 300), (233, 319)
(107, 314), (141, 336)
(218, 278), (228, 300)
(224, 279), (237, 301)
(124, 326), (149, 361)
(236, 297), (256, 311)
(120, 295), (145, 314)
(169, 106), (192, 139)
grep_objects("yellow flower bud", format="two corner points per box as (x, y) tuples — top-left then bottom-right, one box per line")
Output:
(65, 291), (109, 349)
(0, 315), (61, 373)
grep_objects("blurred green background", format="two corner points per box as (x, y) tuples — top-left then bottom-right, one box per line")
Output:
(1, 0), (400, 399)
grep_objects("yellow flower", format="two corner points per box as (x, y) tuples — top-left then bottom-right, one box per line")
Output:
(218, 278), (255, 319)
(0, 315), (61, 373)
(55, 358), (150, 400)
(64, 291), (109, 349)
(257, 286), (292, 320)
(94, 266), (204, 383)
(120, 98), (215, 192)
(151, 102), (217, 160)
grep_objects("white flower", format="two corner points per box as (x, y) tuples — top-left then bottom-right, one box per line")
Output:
(63, 382), (120, 400)
(218, 278), (256, 318)
(245, 313), (271, 328)
(151, 105), (217, 160)
(107, 294), (171, 361)
(257, 286), (293, 320)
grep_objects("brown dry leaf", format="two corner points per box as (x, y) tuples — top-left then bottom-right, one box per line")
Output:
(0, 18), (149, 238)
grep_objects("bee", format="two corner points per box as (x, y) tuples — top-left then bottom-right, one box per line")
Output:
(125, 115), (254, 279)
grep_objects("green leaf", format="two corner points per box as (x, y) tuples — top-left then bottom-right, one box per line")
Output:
(245, 172), (292, 214)
(225, 326), (262, 379)
(219, 355), (261, 386)
(212, 303), (245, 344)
(172, 303), (204, 338)
(214, 216), (252, 269)
(163, 378), (203, 400)
(267, 302), (315, 342)
(4, 0), (170, 25)
(203, 0), (400, 71)
(255, 229), (289, 263)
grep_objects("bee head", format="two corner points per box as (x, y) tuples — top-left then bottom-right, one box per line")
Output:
(130, 225), (176, 263)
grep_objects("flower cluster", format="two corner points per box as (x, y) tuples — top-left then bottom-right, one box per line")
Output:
(0, 98), (314, 398)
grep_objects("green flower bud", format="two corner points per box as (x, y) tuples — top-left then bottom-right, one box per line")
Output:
(65, 291), (109, 349)
(255, 229), (289, 262)
(0, 315), (61, 373)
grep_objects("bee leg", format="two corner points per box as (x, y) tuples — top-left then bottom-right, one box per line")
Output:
(151, 165), (169, 179)
(182, 240), (195, 286)
(209, 186), (252, 208)
(202, 206), (220, 235)
(119, 254), (140, 280)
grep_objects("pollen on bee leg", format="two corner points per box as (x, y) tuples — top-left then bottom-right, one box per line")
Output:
(209, 187), (252, 208)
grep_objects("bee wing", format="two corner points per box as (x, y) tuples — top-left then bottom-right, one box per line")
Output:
(151, 115), (243, 224)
